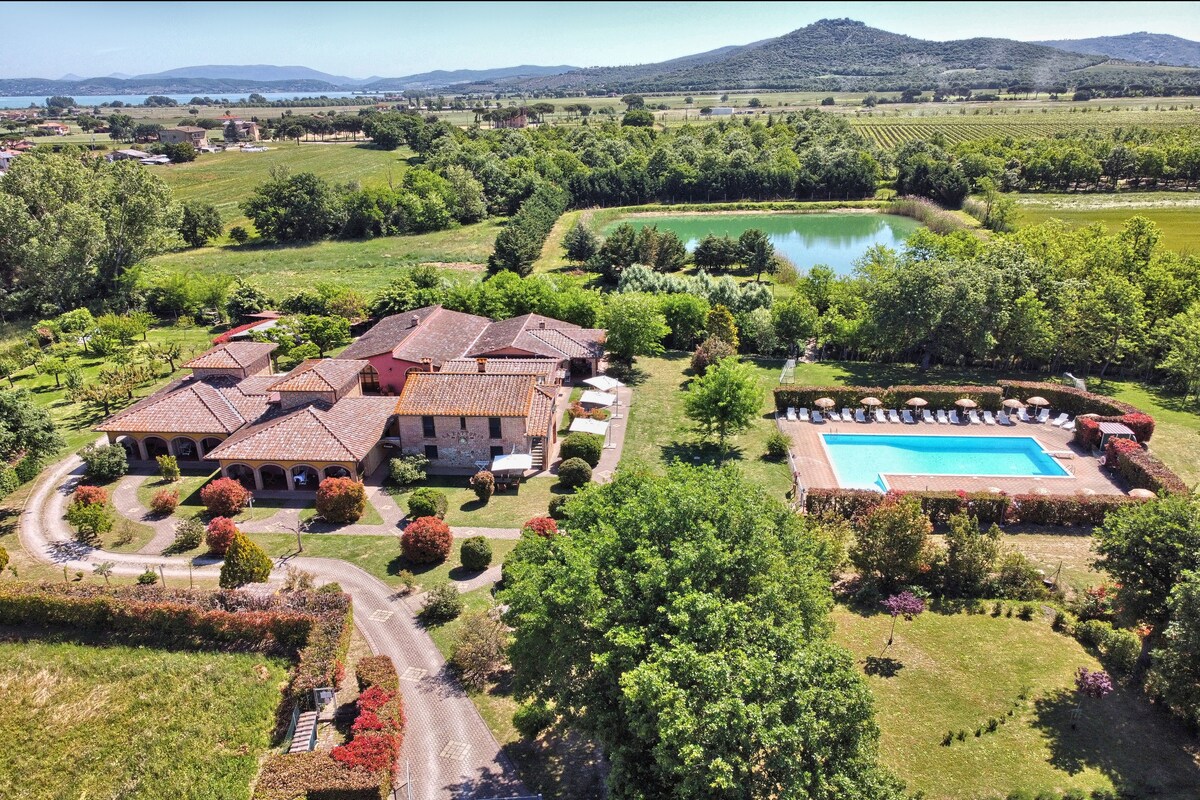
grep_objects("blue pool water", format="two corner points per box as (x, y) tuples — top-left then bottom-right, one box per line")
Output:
(822, 434), (1070, 491)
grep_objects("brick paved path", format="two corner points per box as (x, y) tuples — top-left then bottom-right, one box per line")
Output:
(21, 454), (528, 800)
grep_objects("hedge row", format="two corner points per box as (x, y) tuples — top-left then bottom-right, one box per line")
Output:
(1105, 438), (1189, 496)
(255, 657), (404, 800)
(997, 380), (1139, 418)
(0, 584), (352, 706)
(804, 488), (1146, 527)
(1075, 413), (1157, 449)
(774, 385), (1005, 412)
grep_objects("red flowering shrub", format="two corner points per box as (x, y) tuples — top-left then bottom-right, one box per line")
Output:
(1075, 416), (1102, 449)
(150, 488), (180, 515)
(205, 516), (239, 555)
(356, 685), (394, 715)
(315, 477), (366, 524)
(400, 517), (452, 563)
(567, 402), (587, 419)
(331, 732), (397, 773)
(1120, 412), (1155, 442)
(1105, 437), (1187, 495)
(522, 516), (559, 537)
(72, 484), (108, 507)
(200, 477), (250, 517)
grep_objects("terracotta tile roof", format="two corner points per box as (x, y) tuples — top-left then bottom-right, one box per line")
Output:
(171, 126), (206, 133)
(395, 373), (538, 417)
(185, 342), (277, 371)
(268, 359), (367, 393)
(468, 314), (574, 356)
(525, 328), (606, 359)
(526, 386), (556, 433)
(206, 397), (396, 463)
(440, 358), (560, 382)
(339, 305), (489, 363)
(96, 377), (260, 435)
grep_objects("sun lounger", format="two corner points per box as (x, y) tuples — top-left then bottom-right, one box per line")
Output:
(1018, 408), (1032, 423)
(997, 412), (1012, 426)
(874, 408), (885, 423)
(786, 406), (797, 421)
(887, 409), (900, 423)
(922, 409), (934, 424)
(936, 409), (948, 424)
(1037, 408), (1050, 423)
(1050, 412), (1068, 427)
(949, 410), (961, 424)
(798, 408), (810, 422)
(968, 410), (982, 425)
(855, 409), (867, 423)
(901, 410), (915, 424)
(812, 410), (824, 423)
(1062, 419), (1076, 432)
(827, 409), (841, 422)
(983, 410), (996, 425)
(842, 408), (853, 423)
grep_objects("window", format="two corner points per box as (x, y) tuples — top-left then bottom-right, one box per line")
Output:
(424, 445), (439, 460)
(459, 416), (467, 430)
(488, 417), (502, 439)
(360, 365), (380, 393)
(490, 445), (504, 459)
(421, 416), (436, 438)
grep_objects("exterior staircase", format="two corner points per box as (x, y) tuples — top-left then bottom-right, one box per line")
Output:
(288, 710), (318, 753)
(530, 440), (546, 471)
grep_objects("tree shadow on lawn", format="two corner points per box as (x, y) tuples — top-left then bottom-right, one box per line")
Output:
(660, 439), (746, 468)
(863, 656), (904, 678)
(1031, 686), (1200, 795)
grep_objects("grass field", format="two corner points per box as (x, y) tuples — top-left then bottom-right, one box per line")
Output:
(621, 353), (793, 498)
(0, 636), (287, 800)
(1016, 193), (1200, 252)
(393, 476), (566, 529)
(144, 222), (498, 294)
(159, 142), (415, 230)
(832, 607), (1200, 798)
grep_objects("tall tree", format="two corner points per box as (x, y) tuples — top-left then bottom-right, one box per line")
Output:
(684, 356), (765, 453)
(602, 292), (669, 364)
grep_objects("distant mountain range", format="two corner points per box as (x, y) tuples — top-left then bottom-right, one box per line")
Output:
(6, 21), (1200, 99)
(1033, 33), (1200, 68)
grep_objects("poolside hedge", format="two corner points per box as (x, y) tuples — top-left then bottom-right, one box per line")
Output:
(804, 487), (1146, 526)
(1104, 438), (1189, 496)
(775, 385), (1004, 412)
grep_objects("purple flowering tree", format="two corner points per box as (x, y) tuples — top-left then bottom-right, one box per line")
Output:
(1072, 666), (1114, 728)
(881, 591), (925, 656)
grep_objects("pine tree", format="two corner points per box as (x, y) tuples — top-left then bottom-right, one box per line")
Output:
(219, 533), (273, 588)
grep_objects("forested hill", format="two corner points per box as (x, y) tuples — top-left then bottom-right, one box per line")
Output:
(507, 18), (1200, 93)
(1034, 33), (1200, 68)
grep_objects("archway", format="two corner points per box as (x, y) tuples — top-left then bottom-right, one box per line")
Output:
(114, 436), (139, 461)
(291, 465), (319, 491)
(360, 365), (380, 394)
(323, 465), (352, 480)
(200, 438), (223, 457)
(226, 463), (256, 491)
(171, 437), (199, 461)
(143, 436), (170, 459)
(259, 464), (287, 490)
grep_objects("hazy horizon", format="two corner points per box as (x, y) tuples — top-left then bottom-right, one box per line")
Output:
(3, 1), (1200, 81)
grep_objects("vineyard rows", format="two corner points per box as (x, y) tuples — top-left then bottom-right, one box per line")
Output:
(850, 113), (1200, 148)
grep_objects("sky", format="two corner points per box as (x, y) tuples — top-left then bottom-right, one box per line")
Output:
(3, 1), (1200, 80)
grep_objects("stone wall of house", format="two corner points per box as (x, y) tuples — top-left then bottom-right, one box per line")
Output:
(192, 353), (272, 381)
(278, 389), (337, 410)
(395, 414), (530, 472)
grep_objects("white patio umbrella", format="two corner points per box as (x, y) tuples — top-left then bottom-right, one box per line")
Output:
(1002, 398), (1025, 409)
(954, 398), (978, 409)
(569, 417), (609, 436)
(1026, 396), (1050, 407)
(584, 375), (624, 392)
(579, 390), (617, 407)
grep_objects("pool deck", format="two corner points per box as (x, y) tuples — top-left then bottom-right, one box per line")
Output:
(781, 415), (1129, 496)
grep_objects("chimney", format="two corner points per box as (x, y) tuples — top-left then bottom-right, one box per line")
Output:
(538, 320), (546, 329)
(410, 314), (420, 328)
(420, 358), (433, 372)
(476, 357), (487, 373)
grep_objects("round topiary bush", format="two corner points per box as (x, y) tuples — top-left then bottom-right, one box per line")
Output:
(460, 536), (493, 571)
(548, 495), (570, 520)
(469, 470), (495, 502)
(316, 477), (367, 523)
(200, 477), (250, 517)
(72, 484), (108, 507)
(560, 432), (603, 467)
(407, 487), (448, 520)
(522, 517), (558, 537)
(765, 430), (790, 460)
(205, 516), (239, 555)
(78, 443), (128, 482)
(557, 457), (592, 489)
(150, 488), (180, 516)
(401, 516), (452, 564)
(219, 532), (273, 588)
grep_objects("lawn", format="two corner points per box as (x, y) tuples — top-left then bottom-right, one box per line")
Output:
(393, 476), (568, 529)
(785, 360), (1200, 488)
(0, 636), (288, 800)
(832, 607), (1200, 798)
(143, 221), (501, 295)
(159, 142), (416, 230)
(621, 352), (793, 498)
(1015, 192), (1200, 252)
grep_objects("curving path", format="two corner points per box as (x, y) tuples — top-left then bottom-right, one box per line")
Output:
(19, 454), (528, 800)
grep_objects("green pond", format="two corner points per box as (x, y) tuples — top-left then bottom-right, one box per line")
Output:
(611, 212), (920, 275)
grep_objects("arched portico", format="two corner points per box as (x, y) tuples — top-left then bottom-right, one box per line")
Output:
(291, 465), (319, 490)
(171, 437), (200, 461)
(225, 463), (258, 491)
(323, 465), (352, 479)
(143, 436), (170, 459)
(259, 464), (287, 490)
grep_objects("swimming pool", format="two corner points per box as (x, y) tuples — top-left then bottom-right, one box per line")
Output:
(821, 434), (1071, 491)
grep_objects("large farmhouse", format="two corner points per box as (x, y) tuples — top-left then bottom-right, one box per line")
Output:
(95, 309), (606, 488)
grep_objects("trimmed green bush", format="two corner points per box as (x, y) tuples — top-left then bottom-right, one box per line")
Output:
(469, 470), (495, 501)
(557, 458), (592, 489)
(548, 495), (570, 520)
(156, 454), (180, 481)
(421, 583), (463, 623)
(765, 430), (790, 459)
(219, 533), (273, 588)
(407, 487), (448, 520)
(78, 443), (128, 482)
(388, 455), (428, 487)
(315, 477), (366, 524)
(560, 432), (603, 467)
(460, 536), (493, 571)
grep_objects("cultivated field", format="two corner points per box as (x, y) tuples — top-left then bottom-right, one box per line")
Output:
(1015, 192), (1200, 252)
(0, 637), (288, 800)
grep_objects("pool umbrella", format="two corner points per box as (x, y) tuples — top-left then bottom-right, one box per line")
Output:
(860, 396), (882, 407)
(954, 398), (978, 409)
(814, 397), (836, 409)
(905, 397), (928, 408)
(1026, 396), (1050, 407)
(1002, 398), (1025, 409)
